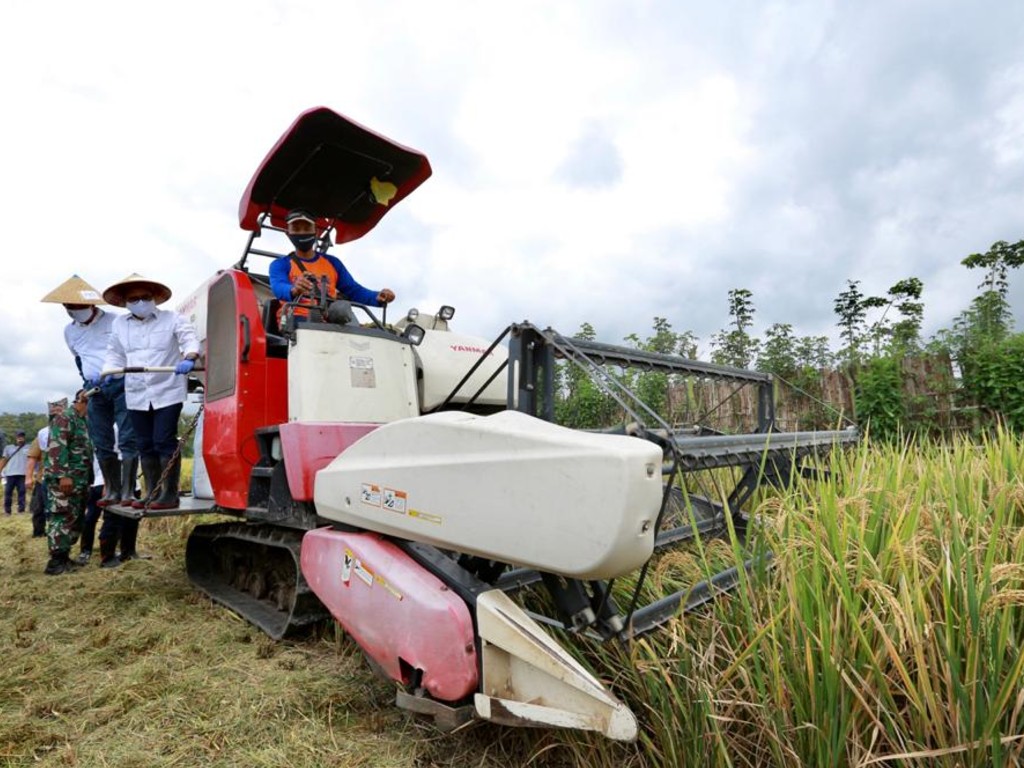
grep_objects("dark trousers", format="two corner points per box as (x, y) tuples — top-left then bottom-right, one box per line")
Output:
(98, 509), (138, 553)
(4, 475), (26, 513)
(79, 485), (103, 552)
(30, 481), (46, 535)
(130, 403), (183, 458)
(88, 378), (138, 462)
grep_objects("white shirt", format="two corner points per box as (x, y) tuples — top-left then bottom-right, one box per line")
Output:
(2, 442), (29, 476)
(37, 426), (49, 451)
(64, 308), (117, 381)
(104, 306), (201, 410)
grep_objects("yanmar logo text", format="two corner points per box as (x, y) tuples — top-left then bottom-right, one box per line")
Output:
(450, 344), (492, 356)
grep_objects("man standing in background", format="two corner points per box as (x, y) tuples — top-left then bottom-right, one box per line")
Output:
(26, 398), (66, 537)
(43, 390), (93, 575)
(2, 430), (29, 515)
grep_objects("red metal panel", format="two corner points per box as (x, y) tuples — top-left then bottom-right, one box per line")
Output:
(202, 271), (288, 510)
(278, 422), (378, 501)
(238, 106), (432, 242)
(301, 528), (478, 702)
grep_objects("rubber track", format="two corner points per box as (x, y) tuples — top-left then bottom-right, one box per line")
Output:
(185, 522), (330, 639)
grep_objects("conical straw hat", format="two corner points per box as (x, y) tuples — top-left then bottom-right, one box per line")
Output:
(40, 275), (105, 305)
(102, 273), (172, 308)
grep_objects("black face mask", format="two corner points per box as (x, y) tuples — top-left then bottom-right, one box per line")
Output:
(288, 233), (317, 252)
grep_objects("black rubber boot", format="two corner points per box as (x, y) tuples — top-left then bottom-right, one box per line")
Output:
(99, 536), (120, 569)
(97, 457), (122, 508)
(119, 519), (139, 561)
(44, 550), (76, 576)
(119, 456), (139, 505)
(133, 456), (162, 509)
(148, 456), (180, 510)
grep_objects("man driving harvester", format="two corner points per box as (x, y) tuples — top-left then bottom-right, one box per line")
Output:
(268, 209), (395, 319)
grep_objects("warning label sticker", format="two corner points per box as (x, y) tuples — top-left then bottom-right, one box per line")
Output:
(350, 356), (376, 388)
(342, 549), (353, 584)
(375, 574), (404, 601)
(361, 483), (382, 507)
(408, 509), (442, 525)
(353, 558), (374, 587)
(383, 488), (408, 514)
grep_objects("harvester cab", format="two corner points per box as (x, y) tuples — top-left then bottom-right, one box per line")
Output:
(124, 107), (857, 742)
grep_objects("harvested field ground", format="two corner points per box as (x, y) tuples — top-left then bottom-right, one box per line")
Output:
(0, 513), (591, 768)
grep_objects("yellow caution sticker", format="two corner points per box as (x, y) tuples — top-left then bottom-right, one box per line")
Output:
(374, 573), (403, 601)
(408, 509), (442, 525)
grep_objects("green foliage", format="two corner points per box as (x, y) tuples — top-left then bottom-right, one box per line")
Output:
(0, 412), (48, 446)
(622, 317), (699, 423)
(963, 333), (1024, 432)
(554, 323), (621, 428)
(944, 240), (1024, 363)
(834, 279), (887, 365)
(880, 277), (924, 353)
(710, 288), (760, 368)
(756, 323), (797, 376)
(854, 355), (904, 441)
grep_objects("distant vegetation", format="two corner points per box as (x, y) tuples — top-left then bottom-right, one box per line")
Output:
(554, 238), (1024, 441)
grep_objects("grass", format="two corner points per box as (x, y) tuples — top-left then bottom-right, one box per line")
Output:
(6, 434), (1024, 766)
(0, 513), (582, 768)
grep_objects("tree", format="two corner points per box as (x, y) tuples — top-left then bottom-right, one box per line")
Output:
(757, 323), (798, 376)
(794, 335), (833, 370)
(710, 288), (759, 368)
(554, 322), (619, 428)
(959, 239), (1024, 342)
(623, 317), (699, 420)
(833, 280), (887, 366)
(867, 277), (925, 354)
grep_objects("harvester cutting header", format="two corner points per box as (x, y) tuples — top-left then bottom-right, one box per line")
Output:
(114, 107), (856, 741)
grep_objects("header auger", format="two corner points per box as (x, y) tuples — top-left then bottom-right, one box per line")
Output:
(110, 106), (857, 741)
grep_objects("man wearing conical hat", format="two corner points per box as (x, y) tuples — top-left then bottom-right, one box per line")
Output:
(102, 274), (199, 528)
(41, 276), (138, 517)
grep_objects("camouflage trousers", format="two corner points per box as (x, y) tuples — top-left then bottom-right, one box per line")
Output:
(46, 486), (86, 554)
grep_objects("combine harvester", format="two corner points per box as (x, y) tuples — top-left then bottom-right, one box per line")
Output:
(113, 107), (857, 741)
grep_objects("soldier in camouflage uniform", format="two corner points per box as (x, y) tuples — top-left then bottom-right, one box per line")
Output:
(43, 390), (94, 575)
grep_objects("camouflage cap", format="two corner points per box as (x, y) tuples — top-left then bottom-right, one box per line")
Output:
(47, 397), (68, 415)
(41, 275), (105, 305)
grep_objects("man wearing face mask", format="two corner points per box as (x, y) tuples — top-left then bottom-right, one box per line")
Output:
(102, 274), (200, 519)
(269, 209), (396, 320)
(41, 276), (138, 511)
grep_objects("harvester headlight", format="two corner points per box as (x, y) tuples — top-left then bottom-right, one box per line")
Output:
(403, 323), (426, 346)
(406, 308), (420, 322)
(438, 305), (455, 321)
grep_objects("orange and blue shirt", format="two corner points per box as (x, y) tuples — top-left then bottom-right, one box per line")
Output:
(269, 252), (380, 316)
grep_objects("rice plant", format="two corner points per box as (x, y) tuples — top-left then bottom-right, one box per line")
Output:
(568, 429), (1024, 767)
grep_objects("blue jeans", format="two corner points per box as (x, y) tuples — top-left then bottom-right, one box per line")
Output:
(88, 377), (138, 461)
(4, 475), (25, 513)
(130, 402), (183, 458)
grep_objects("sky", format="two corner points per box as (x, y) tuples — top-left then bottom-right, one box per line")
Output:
(2, 0), (1023, 414)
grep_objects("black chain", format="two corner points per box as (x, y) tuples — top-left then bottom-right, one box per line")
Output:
(143, 404), (205, 514)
